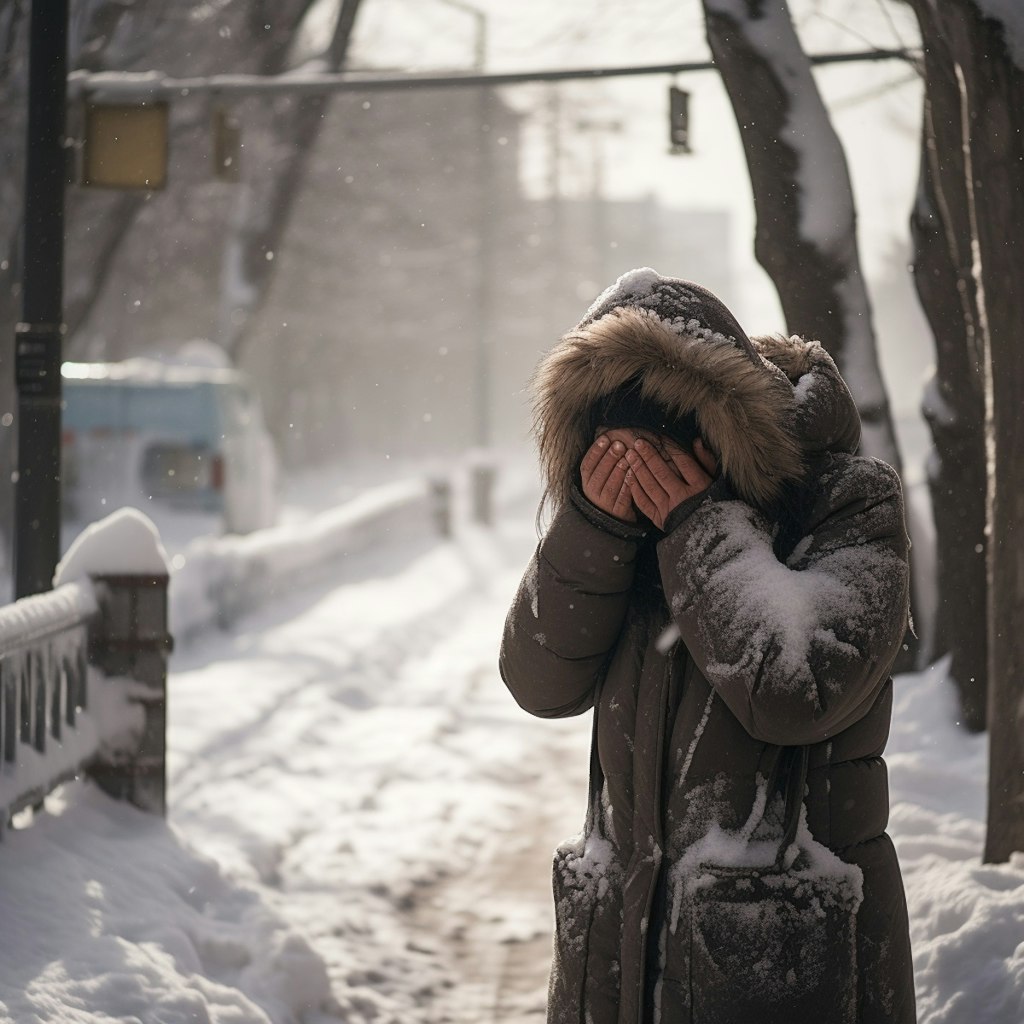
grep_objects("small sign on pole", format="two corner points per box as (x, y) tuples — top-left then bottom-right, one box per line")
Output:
(81, 102), (169, 189)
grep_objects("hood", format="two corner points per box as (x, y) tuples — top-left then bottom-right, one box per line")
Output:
(532, 269), (862, 511)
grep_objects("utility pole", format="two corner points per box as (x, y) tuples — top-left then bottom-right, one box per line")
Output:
(15, 0), (69, 597)
(476, 56), (495, 453)
(433, 0), (495, 526)
(435, 0), (492, 452)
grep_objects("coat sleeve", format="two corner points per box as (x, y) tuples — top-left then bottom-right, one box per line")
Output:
(499, 499), (642, 718)
(657, 456), (911, 745)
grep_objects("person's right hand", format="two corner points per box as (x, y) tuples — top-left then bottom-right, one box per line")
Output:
(625, 437), (717, 530)
(580, 434), (636, 522)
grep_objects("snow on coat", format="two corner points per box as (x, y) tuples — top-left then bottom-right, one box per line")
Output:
(500, 269), (916, 1024)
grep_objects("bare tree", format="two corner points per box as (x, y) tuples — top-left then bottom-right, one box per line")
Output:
(902, 0), (1024, 862)
(700, 0), (902, 473)
(220, 0), (366, 362)
(908, 52), (988, 731)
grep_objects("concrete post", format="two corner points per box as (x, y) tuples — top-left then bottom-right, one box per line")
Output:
(87, 573), (172, 815)
(430, 477), (453, 539)
(469, 460), (495, 527)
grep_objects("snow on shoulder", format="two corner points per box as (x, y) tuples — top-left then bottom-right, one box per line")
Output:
(55, 508), (169, 587)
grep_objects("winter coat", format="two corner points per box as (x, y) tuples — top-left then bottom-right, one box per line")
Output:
(499, 272), (916, 1024)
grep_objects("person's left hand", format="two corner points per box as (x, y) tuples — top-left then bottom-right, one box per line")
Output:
(626, 437), (718, 529)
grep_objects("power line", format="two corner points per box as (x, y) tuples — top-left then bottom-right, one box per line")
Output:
(67, 48), (917, 102)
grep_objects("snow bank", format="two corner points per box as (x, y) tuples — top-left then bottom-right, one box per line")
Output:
(168, 457), (539, 640)
(0, 783), (334, 1023)
(888, 658), (1024, 1022)
(170, 477), (442, 637)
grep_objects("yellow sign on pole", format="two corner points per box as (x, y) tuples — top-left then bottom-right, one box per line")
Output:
(81, 102), (169, 189)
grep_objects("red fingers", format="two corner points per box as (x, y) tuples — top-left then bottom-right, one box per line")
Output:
(627, 437), (715, 530)
(581, 435), (636, 522)
(580, 434), (611, 482)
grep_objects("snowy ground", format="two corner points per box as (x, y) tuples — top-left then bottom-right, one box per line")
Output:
(0, 462), (1022, 1022)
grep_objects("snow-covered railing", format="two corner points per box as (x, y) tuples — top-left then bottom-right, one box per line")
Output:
(0, 583), (96, 826)
(0, 510), (172, 834)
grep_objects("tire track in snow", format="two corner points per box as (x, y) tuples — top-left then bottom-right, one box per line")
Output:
(170, 537), (490, 804)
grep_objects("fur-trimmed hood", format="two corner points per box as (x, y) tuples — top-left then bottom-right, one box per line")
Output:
(532, 270), (862, 511)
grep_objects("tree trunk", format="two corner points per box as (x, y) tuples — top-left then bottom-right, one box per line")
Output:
(701, 0), (916, 671)
(906, 0), (1024, 860)
(960, 22), (1024, 867)
(909, 89), (988, 730)
(701, 0), (902, 472)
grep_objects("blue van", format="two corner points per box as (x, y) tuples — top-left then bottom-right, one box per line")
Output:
(62, 359), (278, 535)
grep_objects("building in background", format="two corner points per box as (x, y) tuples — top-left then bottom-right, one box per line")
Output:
(55, 68), (736, 472)
(244, 85), (735, 466)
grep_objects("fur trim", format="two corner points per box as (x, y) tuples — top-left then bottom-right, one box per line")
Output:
(750, 332), (826, 381)
(532, 308), (805, 510)
(750, 333), (862, 457)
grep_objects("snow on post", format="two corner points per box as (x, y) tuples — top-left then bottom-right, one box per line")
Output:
(54, 506), (170, 586)
(59, 507), (172, 817)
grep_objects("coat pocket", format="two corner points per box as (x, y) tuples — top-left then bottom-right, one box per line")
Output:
(684, 862), (862, 1024)
(547, 831), (617, 1024)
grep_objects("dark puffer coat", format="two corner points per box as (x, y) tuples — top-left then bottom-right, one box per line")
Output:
(499, 271), (916, 1024)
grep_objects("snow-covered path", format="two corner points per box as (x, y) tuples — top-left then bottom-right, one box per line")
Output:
(168, 506), (590, 1022)
(4, 480), (1024, 1023)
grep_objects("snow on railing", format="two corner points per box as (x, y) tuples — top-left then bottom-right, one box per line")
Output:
(0, 509), (172, 835)
(0, 583), (97, 826)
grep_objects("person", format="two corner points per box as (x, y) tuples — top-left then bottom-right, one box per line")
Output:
(499, 269), (916, 1024)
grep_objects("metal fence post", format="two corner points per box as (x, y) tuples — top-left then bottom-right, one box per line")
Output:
(14, 0), (70, 597)
(86, 572), (172, 815)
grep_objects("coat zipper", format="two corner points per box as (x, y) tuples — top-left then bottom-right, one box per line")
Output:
(634, 644), (680, 1024)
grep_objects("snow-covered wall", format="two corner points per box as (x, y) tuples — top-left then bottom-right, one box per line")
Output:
(170, 476), (448, 637)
